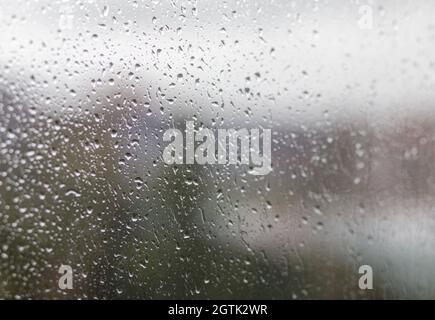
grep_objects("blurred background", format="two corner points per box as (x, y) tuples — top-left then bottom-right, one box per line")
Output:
(1, 0), (435, 299)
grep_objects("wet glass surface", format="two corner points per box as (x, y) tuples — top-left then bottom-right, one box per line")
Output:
(1, 0), (435, 299)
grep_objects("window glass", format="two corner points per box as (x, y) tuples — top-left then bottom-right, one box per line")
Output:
(1, 0), (435, 299)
